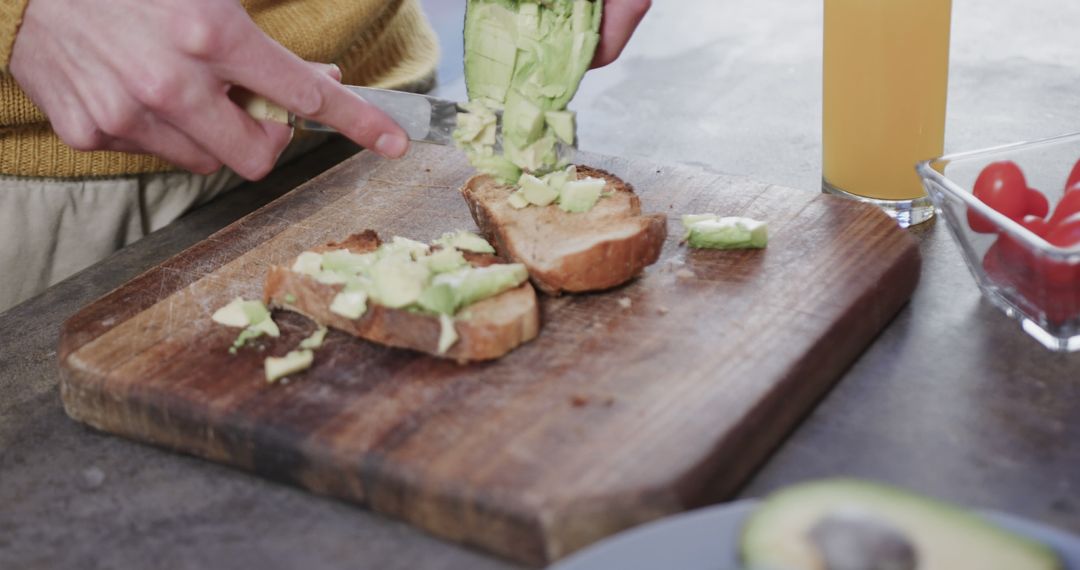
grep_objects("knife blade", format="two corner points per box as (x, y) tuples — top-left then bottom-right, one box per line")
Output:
(243, 86), (462, 146)
(242, 85), (577, 174)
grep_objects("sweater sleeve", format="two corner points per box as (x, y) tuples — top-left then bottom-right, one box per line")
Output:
(0, 0), (31, 72)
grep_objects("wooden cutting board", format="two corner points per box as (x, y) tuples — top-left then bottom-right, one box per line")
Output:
(59, 144), (920, 566)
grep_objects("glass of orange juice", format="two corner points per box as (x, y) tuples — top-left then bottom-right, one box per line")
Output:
(822, 0), (952, 227)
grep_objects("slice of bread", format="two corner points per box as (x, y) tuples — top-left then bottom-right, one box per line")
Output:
(263, 231), (540, 362)
(461, 166), (668, 295)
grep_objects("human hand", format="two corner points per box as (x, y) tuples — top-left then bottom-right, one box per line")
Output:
(9, 0), (410, 180)
(591, 0), (652, 69)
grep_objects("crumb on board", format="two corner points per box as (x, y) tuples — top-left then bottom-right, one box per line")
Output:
(657, 306), (670, 315)
(675, 268), (696, 280)
(570, 394), (617, 408)
(617, 297), (632, 309)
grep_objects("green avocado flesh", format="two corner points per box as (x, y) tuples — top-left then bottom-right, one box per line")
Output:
(287, 232), (526, 323)
(459, 0), (602, 183)
(264, 350), (313, 383)
(682, 215), (768, 249)
(741, 479), (1062, 570)
(212, 297), (281, 354)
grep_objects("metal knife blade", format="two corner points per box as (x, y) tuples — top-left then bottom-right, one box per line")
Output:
(291, 86), (461, 146)
(244, 85), (578, 173)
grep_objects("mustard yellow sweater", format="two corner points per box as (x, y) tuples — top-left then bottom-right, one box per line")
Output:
(0, 0), (439, 178)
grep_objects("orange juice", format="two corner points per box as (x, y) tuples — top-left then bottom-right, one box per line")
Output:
(823, 0), (952, 201)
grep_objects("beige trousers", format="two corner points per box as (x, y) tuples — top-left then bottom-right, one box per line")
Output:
(0, 134), (328, 313)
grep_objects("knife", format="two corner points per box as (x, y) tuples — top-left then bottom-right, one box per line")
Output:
(243, 85), (579, 172)
(243, 86), (462, 146)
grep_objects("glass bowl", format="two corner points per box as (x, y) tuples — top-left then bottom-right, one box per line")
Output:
(917, 132), (1080, 352)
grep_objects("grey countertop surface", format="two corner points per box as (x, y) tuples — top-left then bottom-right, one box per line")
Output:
(3, 1), (1080, 568)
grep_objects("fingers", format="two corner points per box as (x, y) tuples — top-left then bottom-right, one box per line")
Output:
(308, 61), (342, 82)
(221, 29), (409, 158)
(176, 93), (293, 180)
(591, 0), (651, 69)
(126, 118), (223, 175)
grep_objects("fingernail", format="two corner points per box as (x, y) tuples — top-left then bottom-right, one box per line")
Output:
(374, 133), (408, 158)
(329, 63), (342, 81)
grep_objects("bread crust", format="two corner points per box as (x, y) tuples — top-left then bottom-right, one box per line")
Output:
(263, 233), (540, 362)
(461, 166), (667, 295)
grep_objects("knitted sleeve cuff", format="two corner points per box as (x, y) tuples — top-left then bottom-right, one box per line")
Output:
(0, 0), (31, 72)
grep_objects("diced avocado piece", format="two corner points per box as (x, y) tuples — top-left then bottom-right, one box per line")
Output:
(519, 173), (559, 206)
(386, 236), (431, 260)
(506, 134), (559, 173)
(424, 248), (469, 273)
(437, 314), (459, 355)
(212, 297), (254, 328)
(264, 349), (314, 383)
(681, 214), (718, 227)
(453, 102), (500, 148)
(453, 111), (490, 142)
(544, 110), (576, 144)
(299, 326), (328, 350)
(433, 263), (529, 310)
(504, 90), (546, 147)
(321, 249), (376, 275)
(516, 3), (540, 39)
(741, 479), (1063, 570)
(417, 282), (457, 315)
(283, 293), (297, 304)
(241, 300), (270, 325)
(471, 152), (522, 184)
(435, 230), (496, 254)
(227, 313), (280, 354)
(342, 274), (373, 295)
(463, 2), (519, 103)
(248, 315), (280, 338)
(558, 176), (605, 213)
(683, 216), (768, 249)
(291, 251), (323, 276)
(229, 327), (264, 354)
(542, 165), (578, 193)
(571, 0), (593, 33)
(314, 270), (349, 285)
(371, 258), (430, 308)
(329, 289), (368, 319)
(213, 297), (273, 329)
(508, 190), (530, 209)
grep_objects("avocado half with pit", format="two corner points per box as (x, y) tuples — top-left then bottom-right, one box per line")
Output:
(741, 479), (1062, 570)
(461, 0), (602, 181)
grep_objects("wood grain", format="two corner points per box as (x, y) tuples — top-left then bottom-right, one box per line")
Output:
(58, 144), (920, 566)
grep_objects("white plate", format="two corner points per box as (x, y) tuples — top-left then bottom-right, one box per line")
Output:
(550, 500), (1080, 570)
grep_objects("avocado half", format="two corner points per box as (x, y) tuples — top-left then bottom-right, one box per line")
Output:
(741, 479), (1062, 570)
(460, 0), (602, 182)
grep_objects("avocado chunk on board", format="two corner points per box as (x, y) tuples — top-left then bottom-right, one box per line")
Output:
(741, 479), (1063, 570)
(460, 0), (602, 182)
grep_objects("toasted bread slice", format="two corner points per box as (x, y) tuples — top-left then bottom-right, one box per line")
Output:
(461, 166), (668, 295)
(263, 231), (540, 362)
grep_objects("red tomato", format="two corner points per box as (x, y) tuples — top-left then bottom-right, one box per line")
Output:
(1066, 158), (1080, 192)
(1021, 215), (1050, 237)
(1026, 188), (1050, 218)
(1048, 191), (1080, 226)
(984, 240), (1080, 324)
(1034, 213), (1080, 287)
(967, 161), (1032, 233)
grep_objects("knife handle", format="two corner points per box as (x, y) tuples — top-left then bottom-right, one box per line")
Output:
(233, 90), (292, 125)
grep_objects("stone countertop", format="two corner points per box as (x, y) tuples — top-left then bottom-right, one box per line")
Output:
(3, 1), (1079, 568)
